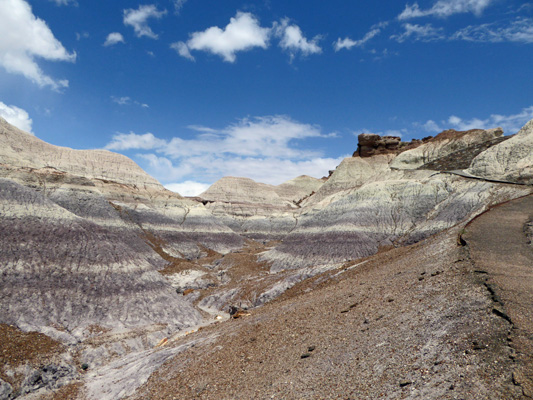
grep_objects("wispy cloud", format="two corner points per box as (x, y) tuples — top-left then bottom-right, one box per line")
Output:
(447, 107), (533, 133)
(76, 32), (89, 41)
(391, 23), (445, 42)
(417, 106), (533, 134)
(0, 0), (76, 90)
(0, 101), (33, 134)
(398, 0), (494, 20)
(452, 17), (533, 43)
(111, 96), (149, 108)
(104, 32), (125, 47)
(105, 115), (344, 186)
(123, 4), (167, 39)
(49, 0), (78, 6)
(172, 12), (270, 62)
(334, 22), (388, 51)
(172, 0), (187, 14)
(273, 18), (322, 60)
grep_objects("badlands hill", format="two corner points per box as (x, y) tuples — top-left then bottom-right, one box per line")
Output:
(0, 116), (532, 399)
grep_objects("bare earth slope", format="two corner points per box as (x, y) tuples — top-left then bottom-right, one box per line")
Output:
(126, 218), (527, 400)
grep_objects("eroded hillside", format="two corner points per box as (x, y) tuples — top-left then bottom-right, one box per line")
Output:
(0, 116), (532, 399)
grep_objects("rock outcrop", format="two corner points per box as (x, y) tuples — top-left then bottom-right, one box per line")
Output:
(390, 127), (504, 170)
(467, 119), (533, 184)
(354, 134), (401, 157)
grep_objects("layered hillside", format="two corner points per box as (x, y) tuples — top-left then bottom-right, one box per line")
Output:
(199, 175), (323, 239)
(1, 116), (532, 399)
(0, 116), (247, 396)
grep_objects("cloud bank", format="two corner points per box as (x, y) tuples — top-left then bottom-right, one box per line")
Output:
(419, 106), (533, 134)
(106, 115), (344, 194)
(0, 0), (76, 90)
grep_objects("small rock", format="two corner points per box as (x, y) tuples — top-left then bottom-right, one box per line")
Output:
(301, 353), (311, 359)
(399, 380), (412, 387)
(308, 346), (316, 352)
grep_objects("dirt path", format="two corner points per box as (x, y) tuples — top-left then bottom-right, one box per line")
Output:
(465, 195), (533, 397)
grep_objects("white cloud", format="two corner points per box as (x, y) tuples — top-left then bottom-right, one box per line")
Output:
(50, 0), (77, 5)
(391, 23), (445, 42)
(76, 32), (89, 41)
(123, 5), (166, 39)
(104, 32), (125, 46)
(398, 0), (494, 20)
(105, 115), (344, 185)
(334, 22), (388, 52)
(170, 41), (195, 61)
(0, 102), (33, 134)
(165, 181), (210, 196)
(0, 0), (76, 90)
(335, 30), (380, 51)
(452, 18), (533, 43)
(173, 12), (270, 62)
(423, 119), (441, 132)
(447, 106), (533, 133)
(111, 96), (131, 105)
(106, 132), (166, 150)
(172, 0), (187, 14)
(111, 96), (149, 108)
(274, 18), (322, 60)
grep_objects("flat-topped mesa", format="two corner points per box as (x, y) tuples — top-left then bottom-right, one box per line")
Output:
(353, 133), (433, 158)
(354, 134), (401, 157)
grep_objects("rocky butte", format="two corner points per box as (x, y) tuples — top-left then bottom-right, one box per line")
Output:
(0, 116), (532, 399)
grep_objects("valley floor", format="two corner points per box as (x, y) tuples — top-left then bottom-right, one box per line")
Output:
(5, 196), (532, 400)
(105, 194), (532, 400)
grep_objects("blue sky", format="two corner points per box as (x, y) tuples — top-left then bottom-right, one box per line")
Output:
(1, 0), (532, 195)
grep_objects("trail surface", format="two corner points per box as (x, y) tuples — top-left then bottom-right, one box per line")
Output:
(466, 195), (533, 397)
